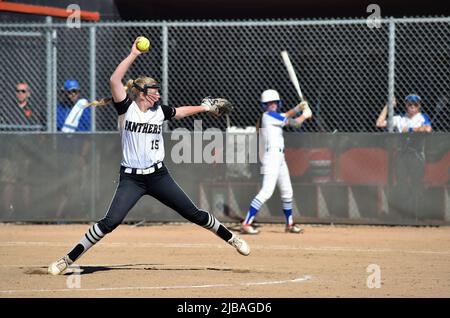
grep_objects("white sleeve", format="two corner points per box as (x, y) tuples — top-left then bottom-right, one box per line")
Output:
(264, 112), (287, 127)
(392, 115), (401, 132)
(117, 114), (125, 132)
(62, 99), (88, 132)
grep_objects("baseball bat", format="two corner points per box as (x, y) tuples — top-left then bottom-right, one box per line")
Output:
(281, 50), (305, 102)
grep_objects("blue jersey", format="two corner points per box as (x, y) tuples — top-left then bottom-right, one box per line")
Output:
(57, 101), (91, 132)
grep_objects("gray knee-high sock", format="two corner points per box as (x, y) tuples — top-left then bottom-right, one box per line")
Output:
(67, 223), (105, 263)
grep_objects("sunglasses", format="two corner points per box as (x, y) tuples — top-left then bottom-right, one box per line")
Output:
(406, 103), (419, 108)
(16, 89), (27, 93)
(67, 90), (79, 94)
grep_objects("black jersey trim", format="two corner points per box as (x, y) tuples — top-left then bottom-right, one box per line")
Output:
(161, 105), (176, 121)
(113, 95), (133, 115)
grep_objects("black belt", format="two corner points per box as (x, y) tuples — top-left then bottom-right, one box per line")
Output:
(122, 162), (163, 175)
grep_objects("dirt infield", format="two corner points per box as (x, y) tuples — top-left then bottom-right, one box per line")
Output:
(0, 223), (449, 298)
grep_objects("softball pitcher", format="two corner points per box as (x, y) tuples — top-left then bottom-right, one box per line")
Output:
(48, 37), (248, 275)
(241, 89), (312, 234)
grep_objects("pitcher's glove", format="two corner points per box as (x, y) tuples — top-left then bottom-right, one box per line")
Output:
(201, 97), (233, 117)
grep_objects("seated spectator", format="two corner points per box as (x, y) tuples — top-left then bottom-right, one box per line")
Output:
(57, 79), (91, 132)
(0, 82), (45, 131)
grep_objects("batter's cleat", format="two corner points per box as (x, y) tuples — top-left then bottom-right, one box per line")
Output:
(48, 255), (72, 275)
(228, 234), (250, 256)
(240, 223), (260, 235)
(285, 224), (304, 234)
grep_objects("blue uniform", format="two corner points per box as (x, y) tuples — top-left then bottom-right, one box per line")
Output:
(57, 101), (91, 132)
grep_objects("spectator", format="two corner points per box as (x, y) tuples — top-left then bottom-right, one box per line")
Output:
(15, 82), (32, 116)
(376, 94), (432, 221)
(376, 94), (432, 133)
(57, 79), (91, 132)
(0, 82), (45, 131)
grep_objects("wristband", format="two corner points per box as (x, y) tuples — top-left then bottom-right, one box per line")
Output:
(408, 128), (413, 133)
(201, 103), (211, 112)
(287, 118), (302, 128)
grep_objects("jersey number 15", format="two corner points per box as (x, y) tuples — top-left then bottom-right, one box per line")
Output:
(151, 140), (159, 150)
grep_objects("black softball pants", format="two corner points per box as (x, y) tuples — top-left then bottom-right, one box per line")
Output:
(66, 163), (233, 263)
(98, 164), (212, 234)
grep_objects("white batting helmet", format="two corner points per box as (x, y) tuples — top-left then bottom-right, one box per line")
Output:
(261, 89), (280, 103)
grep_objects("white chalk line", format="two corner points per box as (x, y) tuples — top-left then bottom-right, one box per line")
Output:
(243, 276), (311, 286)
(0, 263), (236, 269)
(0, 241), (449, 255)
(0, 275), (311, 294)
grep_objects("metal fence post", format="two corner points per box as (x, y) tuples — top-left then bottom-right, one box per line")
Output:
(89, 26), (97, 220)
(387, 18), (396, 133)
(90, 136), (96, 221)
(45, 16), (53, 132)
(162, 21), (169, 132)
(89, 25), (97, 132)
(51, 27), (57, 133)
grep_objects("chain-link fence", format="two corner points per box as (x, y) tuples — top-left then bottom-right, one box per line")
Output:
(0, 17), (449, 132)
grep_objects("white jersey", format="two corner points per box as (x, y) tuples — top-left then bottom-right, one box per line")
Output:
(260, 111), (287, 152)
(250, 111), (293, 210)
(392, 112), (431, 132)
(62, 98), (88, 132)
(114, 95), (176, 169)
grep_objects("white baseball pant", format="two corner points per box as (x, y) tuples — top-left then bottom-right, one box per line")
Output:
(255, 149), (293, 204)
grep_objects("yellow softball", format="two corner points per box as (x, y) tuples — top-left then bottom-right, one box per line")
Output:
(136, 36), (150, 53)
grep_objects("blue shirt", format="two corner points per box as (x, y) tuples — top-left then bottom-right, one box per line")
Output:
(57, 102), (91, 132)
